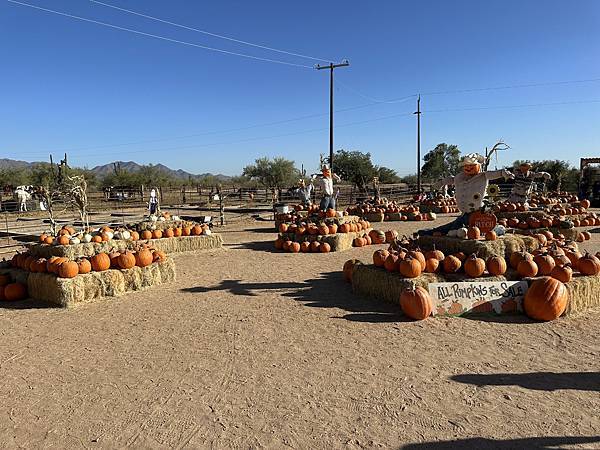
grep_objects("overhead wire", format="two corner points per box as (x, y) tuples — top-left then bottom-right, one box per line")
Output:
(88, 0), (334, 63)
(7, 0), (315, 68)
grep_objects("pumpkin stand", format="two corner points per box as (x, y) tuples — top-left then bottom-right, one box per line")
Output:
(349, 262), (600, 318)
(275, 215), (374, 252)
(346, 201), (438, 223)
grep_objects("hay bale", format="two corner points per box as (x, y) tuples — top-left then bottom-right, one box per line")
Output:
(24, 258), (176, 308)
(149, 234), (223, 254)
(281, 228), (372, 252)
(563, 275), (600, 317)
(495, 211), (547, 220)
(417, 234), (539, 259)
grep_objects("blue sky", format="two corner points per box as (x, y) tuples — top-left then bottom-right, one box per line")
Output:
(1, 0), (599, 175)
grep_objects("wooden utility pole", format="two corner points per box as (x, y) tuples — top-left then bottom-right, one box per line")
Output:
(414, 95), (422, 192)
(316, 60), (349, 168)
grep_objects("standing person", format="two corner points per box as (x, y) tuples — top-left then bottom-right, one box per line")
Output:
(507, 162), (551, 205)
(372, 177), (381, 201)
(148, 188), (159, 215)
(295, 179), (313, 207)
(311, 165), (341, 211)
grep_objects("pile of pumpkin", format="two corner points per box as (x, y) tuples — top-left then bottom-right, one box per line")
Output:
(39, 223), (211, 246)
(0, 275), (28, 302)
(420, 197), (459, 214)
(10, 245), (167, 279)
(278, 218), (372, 237)
(346, 202), (436, 222)
(342, 259), (572, 322)
(443, 225), (503, 240)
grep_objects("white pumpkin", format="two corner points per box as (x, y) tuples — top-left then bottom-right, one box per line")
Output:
(121, 230), (131, 240)
(172, 215), (180, 221)
(70, 236), (80, 245)
(149, 215), (158, 222)
(203, 228), (212, 236)
(158, 216), (166, 222)
(82, 233), (93, 243)
(104, 231), (114, 241)
(113, 231), (122, 240)
(456, 227), (469, 239)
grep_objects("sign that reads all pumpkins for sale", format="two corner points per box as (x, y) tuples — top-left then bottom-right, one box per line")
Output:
(428, 280), (528, 316)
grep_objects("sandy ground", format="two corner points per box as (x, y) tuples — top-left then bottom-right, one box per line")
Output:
(0, 215), (599, 449)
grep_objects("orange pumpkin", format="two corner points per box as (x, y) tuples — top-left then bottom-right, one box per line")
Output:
(425, 248), (444, 261)
(58, 261), (79, 279)
(152, 250), (167, 262)
(163, 228), (174, 238)
(135, 249), (153, 267)
(278, 223), (289, 233)
(182, 227), (192, 237)
(384, 254), (400, 272)
(408, 250), (426, 271)
(289, 242), (301, 253)
(577, 253), (600, 275)
(369, 230), (386, 245)
(400, 286), (433, 320)
(464, 254), (486, 278)
(551, 264), (572, 283)
(443, 255), (462, 273)
(57, 235), (70, 246)
(118, 252), (136, 270)
(320, 242), (331, 253)
(486, 256), (507, 276)
(524, 277), (568, 321)
(91, 253), (111, 272)
(152, 229), (163, 239)
(300, 241), (311, 253)
(467, 226), (481, 240)
(484, 230), (497, 241)
(373, 249), (389, 267)
(77, 258), (92, 274)
(3, 283), (27, 301)
(192, 225), (203, 236)
(385, 230), (398, 243)
(424, 258), (440, 273)
(517, 259), (538, 278)
(399, 256), (422, 278)
(318, 224), (329, 236)
(534, 254), (556, 276)
(343, 259), (360, 282)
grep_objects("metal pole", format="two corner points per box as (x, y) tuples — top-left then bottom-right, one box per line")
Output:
(415, 95), (421, 193)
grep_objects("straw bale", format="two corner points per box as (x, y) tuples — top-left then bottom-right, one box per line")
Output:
(563, 274), (600, 317)
(149, 234), (223, 254)
(495, 211), (547, 220)
(24, 258), (176, 308)
(281, 228), (372, 252)
(417, 234), (539, 259)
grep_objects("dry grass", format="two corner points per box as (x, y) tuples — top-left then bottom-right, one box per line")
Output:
(417, 234), (540, 258)
(564, 274), (600, 317)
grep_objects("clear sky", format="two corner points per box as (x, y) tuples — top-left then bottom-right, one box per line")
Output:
(1, 0), (599, 175)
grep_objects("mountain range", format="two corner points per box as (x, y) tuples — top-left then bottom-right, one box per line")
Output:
(0, 158), (231, 181)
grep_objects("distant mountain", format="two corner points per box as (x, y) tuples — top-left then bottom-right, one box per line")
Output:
(90, 161), (231, 181)
(0, 158), (231, 181)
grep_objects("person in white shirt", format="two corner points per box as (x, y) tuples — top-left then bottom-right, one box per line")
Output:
(148, 188), (159, 215)
(311, 165), (341, 211)
(295, 179), (314, 206)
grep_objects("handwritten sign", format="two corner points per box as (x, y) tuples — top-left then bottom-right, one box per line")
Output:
(428, 280), (528, 316)
(468, 211), (497, 232)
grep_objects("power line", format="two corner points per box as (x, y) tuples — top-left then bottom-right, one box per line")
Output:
(89, 0), (334, 63)
(7, 0), (314, 68)
(336, 79), (418, 104)
(423, 99), (600, 113)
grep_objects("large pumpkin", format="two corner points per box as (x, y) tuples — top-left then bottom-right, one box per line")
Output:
(533, 254), (555, 276)
(517, 259), (538, 278)
(3, 283), (27, 301)
(524, 277), (568, 321)
(135, 249), (153, 267)
(551, 264), (573, 283)
(400, 286), (433, 320)
(91, 253), (111, 272)
(343, 259), (361, 282)
(464, 254), (485, 278)
(58, 261), (79, 279)
(486, 256), (507, 276)
(399, 257), (422, 279)
(118, 252), (136, 270)
(577, 253), (600, 276)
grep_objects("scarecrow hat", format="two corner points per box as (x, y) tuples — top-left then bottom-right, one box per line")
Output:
(459, 153), (485, 166)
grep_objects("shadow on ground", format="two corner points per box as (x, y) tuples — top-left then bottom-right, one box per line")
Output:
(0, 298), (56, 310)
(181, 271), (406, 323)
(223, 240), (276, 253)
(400, 435), (600, 449)
(451, 371), (600, 392)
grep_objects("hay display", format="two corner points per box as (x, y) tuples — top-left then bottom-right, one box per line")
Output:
(278, 228), (373, 252)
(1, 259), (175, 308)
(417, 234), (541, 259)
(346, 199), (438, 222)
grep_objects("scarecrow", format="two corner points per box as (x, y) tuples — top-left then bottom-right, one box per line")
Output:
(311, 164), (341, 211)
(295, 178), (314, 207)
(372, 177), (381, 201)
(507, 162), (551, 205)
(422, 153), (514, 235)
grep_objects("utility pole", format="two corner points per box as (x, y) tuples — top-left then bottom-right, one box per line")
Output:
(316, 60), (349, 169)
(414, 95), (421, 193)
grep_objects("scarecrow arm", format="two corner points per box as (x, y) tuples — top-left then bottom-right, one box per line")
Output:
(434, 176), (455, 190)
(486, 169), (514, 181)
(533, 171), (551, 180)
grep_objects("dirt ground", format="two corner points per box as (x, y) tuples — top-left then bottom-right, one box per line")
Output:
(0, 215), (599, 449)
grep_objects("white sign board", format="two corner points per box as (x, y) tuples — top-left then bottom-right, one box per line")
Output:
(428, 280), (528, 315)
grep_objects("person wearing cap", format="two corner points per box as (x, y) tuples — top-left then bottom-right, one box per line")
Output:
(311, 165), (341, 211)
(421, 153), (514, 235)
(295, 178), (314, 207)
(507, 162), (551, 204)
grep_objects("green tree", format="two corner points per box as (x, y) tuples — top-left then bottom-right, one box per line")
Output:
(421, 143), (460, 181)
(399, 173), (418, 185)
(376, 166), (401, 184)
(332, 150), (377, 192)
(243, 157), (299, 200)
